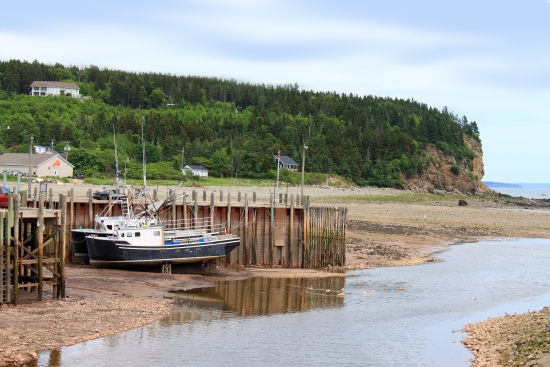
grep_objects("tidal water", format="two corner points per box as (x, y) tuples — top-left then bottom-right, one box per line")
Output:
(490, 187), (550, 199)
(31, 239), (550, 367)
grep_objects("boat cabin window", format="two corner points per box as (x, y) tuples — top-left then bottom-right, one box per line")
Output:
(127, 232), (133, 237)
(135, 232), (141, 237)
(120, 233), (124, 237)
(153, 231), (160, 236)
(106, 225), (112, 230)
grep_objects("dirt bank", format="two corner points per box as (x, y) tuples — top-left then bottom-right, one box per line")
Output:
(461, 307), (550, 367)
(2, 184), (550, 366)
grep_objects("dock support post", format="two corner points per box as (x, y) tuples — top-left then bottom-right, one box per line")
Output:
(193, 192), (198, 228)
(220, 190), (223, 202)
(244, 194), (249, 266)
(253, 192), (256, 203)
(88, 189), (93, 228)
(60, 194), (66, 298)
(49, 188), (53, 209)
(238, 192), (241, 203)
(0, 212), (4, 304)
(289, 194), (294, 268)
(21, 190), (27, 208)
(108, 192), (112, 216)
(37, 193), (44, 301)
(227, 192), (231, 234)
(13, 194), (19, 304)
(3, 211), (9, 304)
(203, 190), (206, 202)
(183, 193), (188, 229)
(171, 189), (176, 228)
(270, 198), (274, 268)
(69, 189), (74, 260)
(210, 193), (215, 233)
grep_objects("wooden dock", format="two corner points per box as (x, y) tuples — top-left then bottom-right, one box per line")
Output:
(1, 188), (347, 305)
(0, 193), (66, 305)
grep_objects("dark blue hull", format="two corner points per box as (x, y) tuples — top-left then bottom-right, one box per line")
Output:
(71, 229), (105, 265)
(86, 236), (240, 267)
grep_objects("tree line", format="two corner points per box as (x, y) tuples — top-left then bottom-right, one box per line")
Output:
(0, 59), (481, 186)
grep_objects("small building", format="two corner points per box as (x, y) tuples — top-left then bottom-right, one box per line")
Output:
(274, 155), (299, 171)
(34, 145), (59, 154)
(182, 165), (208, 177)
(30, 81), (81, 98)
(0, 153), (74, 178)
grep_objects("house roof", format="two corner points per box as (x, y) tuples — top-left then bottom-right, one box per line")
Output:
(30, 81), (80, 89)
(183, 165), (208, 171)
(275, 155), (299, 166)
(0, 153), (74, 168)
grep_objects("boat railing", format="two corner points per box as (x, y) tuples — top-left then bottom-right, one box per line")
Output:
(161, 217), (226, 233)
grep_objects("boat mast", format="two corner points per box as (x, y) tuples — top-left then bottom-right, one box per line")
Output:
(141, 117), (147, 221)
(113, 124), (120, 194)
(142, 117), (147, 189)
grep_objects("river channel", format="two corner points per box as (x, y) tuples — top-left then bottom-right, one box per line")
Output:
(31, 239), (550, 366)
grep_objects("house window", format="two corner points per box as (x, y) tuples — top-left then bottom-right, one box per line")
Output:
(127, 232), (133, 237)
(54, 170), (57, 176)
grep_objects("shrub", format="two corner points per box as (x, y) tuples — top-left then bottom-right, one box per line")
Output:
(450, 165), (461, 175)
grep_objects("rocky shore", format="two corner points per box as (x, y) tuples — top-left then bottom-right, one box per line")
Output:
(462, 307), (550, 367)
(1, 184), (550, 366)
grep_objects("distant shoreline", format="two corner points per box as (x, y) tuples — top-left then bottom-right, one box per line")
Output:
(483, 181), (522, 188)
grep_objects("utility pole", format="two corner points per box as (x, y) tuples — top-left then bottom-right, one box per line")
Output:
(181, 147), (189, 172)
(275, 148), (280, 204)
(301, 143), (308, 204)
(28, 135), (33, 194)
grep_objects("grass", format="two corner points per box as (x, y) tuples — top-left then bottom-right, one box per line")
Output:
(314, 193), (463, 204)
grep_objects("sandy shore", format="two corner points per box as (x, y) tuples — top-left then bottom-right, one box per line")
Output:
(2, 182), (550, 366)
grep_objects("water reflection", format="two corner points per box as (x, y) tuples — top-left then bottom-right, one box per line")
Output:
(163, 277), (345, 325)
(23, 240), (550, 367)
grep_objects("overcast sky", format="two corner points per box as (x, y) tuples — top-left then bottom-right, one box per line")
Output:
(1, 0), (549, 182)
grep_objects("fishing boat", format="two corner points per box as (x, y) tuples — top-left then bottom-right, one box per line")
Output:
(71, 191), (159, 264)
(85, 222), (240, 268)
(73, 122), (241, 269)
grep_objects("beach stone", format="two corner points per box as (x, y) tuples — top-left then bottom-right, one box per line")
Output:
(458, 199), (468, 206)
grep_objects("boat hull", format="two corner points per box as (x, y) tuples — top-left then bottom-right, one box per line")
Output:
(86, 236), (240, 267)
(71, 229), (97, 265)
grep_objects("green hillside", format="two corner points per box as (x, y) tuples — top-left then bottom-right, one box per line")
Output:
(0, 59), (481, 186)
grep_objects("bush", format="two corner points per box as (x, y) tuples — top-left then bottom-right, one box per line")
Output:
(450, 165), (461, 175)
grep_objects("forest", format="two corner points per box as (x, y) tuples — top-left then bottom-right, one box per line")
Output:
(0, 59), (481, 186)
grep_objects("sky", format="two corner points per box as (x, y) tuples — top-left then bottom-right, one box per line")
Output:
(1, 0), (549, 182)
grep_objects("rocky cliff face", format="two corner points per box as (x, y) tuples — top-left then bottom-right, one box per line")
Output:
(402, 136), (491, 194)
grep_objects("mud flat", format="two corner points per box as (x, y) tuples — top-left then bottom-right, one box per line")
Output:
(2, 184), (550, 366)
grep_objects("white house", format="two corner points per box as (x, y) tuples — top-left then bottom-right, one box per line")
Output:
(0, 153), (74, 178)
(30, 81), (80, 98)
(34, 145), (58, 154)
(182, 165), (208, 177)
